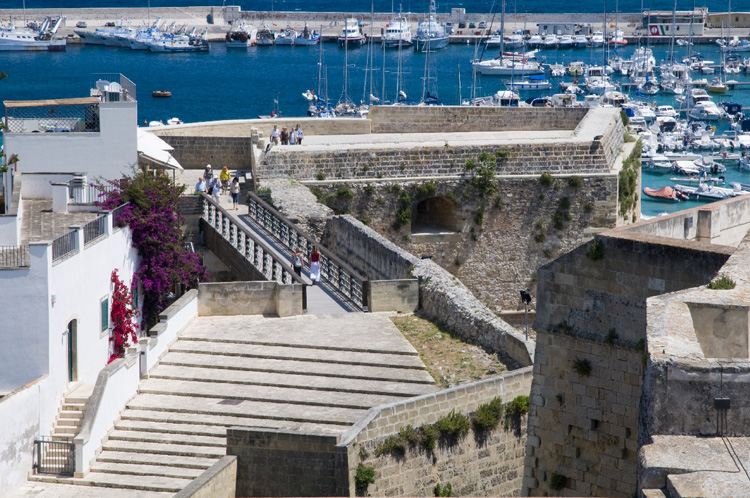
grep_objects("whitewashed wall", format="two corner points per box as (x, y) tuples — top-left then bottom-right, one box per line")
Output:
(21, 173), (77, 199)
(3, 102), (138, 182)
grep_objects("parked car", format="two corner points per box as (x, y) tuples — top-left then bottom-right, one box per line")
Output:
(478, 21), (487, 29)
(458, 22), (466, 29)
(445, 22), (454, 34)
(469, 22), (476, 29)
(76, 21), (87, 28)
(105, 21), (115, 27)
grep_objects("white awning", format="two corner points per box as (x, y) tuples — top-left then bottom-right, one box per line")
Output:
(137, 128), (182, 170)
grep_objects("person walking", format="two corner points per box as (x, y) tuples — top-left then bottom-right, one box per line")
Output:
(220, 166), (231, 193)
(289, 127), (297, 145)
(270, 125), (280, 145)
(195, 176), (207, 194)
(309, 245), (321, 285)
(211, 177), (222, 203)
(203, 164), (213, 180)
(280, 127), (289, 145)
(291, 247), (304, 277)
(229, 177), (240, 210)
(295, 124), (303, 145)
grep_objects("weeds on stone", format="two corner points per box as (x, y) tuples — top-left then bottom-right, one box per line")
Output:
(364, 185), (375, 195)
(434, 483), (452, 497)
(315, 172), (326, 181)
(472, 397), (503, 433)
(539, 172), (554, 187)
(586, 239), (605, 261)
(355, 465), (376, 496)
(707, 274), (736, 290)
(550, 472), (567, 491)
(572, 358), (592, 377)
(567, 176), (584, 188)
(605, 328), (618, 345)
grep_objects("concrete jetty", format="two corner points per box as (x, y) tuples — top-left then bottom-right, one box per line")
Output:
(0, 6), (728, 45)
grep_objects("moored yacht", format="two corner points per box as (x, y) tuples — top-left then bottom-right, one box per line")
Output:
(0, 16), (66, 51)
(590, 30), (605, 47)
(338, 18), (366, 47)
(414, 1), (448, 52)
(256, 23), (276, 46)
(225, 22), (257, 47)
(294, 24), (320, 45)
(383, 15), (413, 48)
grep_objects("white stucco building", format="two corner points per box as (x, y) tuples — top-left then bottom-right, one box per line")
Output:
(0, 75), (143, 494)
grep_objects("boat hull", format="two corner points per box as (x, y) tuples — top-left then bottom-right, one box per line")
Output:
(414, 35), (449, 52)
(338, 36), (366, 47)
(383, 37), (413, 48)
(0, 39), (66, 51)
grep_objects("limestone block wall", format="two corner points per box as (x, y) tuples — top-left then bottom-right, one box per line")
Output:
(342, 368), (534, 497)
(523, 331), (642, 497)
(227, 429), (348, 497)
(322, 215), (533, 368)
(197, 282), (304, 317)
(368, 106), (588, 134)
(155, 135), (254, 171)
(260, 142), (614, 181)
(173, 456), (237, 498)
(200, 218), (265, 282)
(152, 117), (371, 138)
(315, 174), (618, 313)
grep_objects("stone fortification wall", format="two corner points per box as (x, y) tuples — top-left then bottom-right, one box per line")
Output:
(524, 330), (642, 497)
(368, 106), (588, 134)
(157, 135), (254, 171)
(313, 174), (617, 313)
(322, 215), (533, 368)
(344, 367), (534, 496)
(151, 117), (371, 138)
(524, 230), (734, 497)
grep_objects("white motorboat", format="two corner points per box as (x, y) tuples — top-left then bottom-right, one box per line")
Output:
(609, 29), (627, 45)
(542, 33), (558, 48)
(557, 34), (574, 48)
(147, 31), (208, 52)
(601, 91), (628, 107)
(383, 15), (412, 48)
(473, 56), (544, 76)
(338, 18), (366, 47)
(688, 102), (722, 121)
(274, 26), (299, 45)
(0, 16), (66, 51)
(590, 30), (605, 47)
(225, 22), (257, 47)
(505, 75), (551, 91)
(527, 33), (543, 48)
(294, 24), (320, 46)
(256, 23), (276, 46)
(414, 1), (448, 52)
(574, 34), (588, 47)
(549, 63), (565, 77)
(505, 29), (525, 49)
(485, 32), (502, 48)
(463, 90), (519, 107)
(655, 105), (678, 118)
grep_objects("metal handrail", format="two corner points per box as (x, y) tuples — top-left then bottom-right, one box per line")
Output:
(110, 203), (128, 229)
(201, 194), (305, 286)
(246, 191), (369, 310)
(33, 437), (74, 476)
(83, 215), (107, 245)
(52, 230), (78, 262)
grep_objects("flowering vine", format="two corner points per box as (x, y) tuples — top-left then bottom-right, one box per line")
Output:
(97, 171), (208, 329)
(109, 269), (139, 364)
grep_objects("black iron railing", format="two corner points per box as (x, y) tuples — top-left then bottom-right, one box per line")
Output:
(111, 204), (128, 229)
(52, 230), (78, 262)
(33, 437), (75, 476)
(0, 245), (30, 267)
(201, 195), (304, 286)
(247, 191), (369, 311)
(83, 215), (107, 245)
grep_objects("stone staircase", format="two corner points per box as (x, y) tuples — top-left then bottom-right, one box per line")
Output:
(27, 313), (436, 495)
(50, 383), (93, 441)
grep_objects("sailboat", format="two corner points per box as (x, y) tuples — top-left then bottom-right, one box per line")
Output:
(471, 0), (543, 76)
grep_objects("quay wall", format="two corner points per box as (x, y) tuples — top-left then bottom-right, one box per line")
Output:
(523, 230), (733, 497)
(151, 117), (370, 139)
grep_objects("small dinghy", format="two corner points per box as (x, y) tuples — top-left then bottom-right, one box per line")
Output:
(643, 186), (687, 202)
(152, 90), (172, 98)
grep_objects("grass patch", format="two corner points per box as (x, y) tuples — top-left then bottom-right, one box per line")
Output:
(707, 274), (736, 290)
(355, 465), (375, 495)
(539, 172), (554, 187)
(573, 358), (592, 377)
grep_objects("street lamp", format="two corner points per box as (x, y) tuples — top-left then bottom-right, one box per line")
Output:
(519, 290), (532, 340)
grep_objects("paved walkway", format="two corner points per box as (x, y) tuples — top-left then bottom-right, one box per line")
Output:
(9, 313), (436, 497)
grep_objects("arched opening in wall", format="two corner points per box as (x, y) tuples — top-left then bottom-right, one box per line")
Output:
(412, 197), (460, 234)
(66, 320), (78, 383)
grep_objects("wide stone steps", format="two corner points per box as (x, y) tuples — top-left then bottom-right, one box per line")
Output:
(178, 336), (419, 356)
(150, 364), (436, 396)
(118, 409), (346, 435)
(127, 393), (364, 426)
(115, 419), (228, 437)
(137, 377), (419, 408)
(160, 352), (435, 384)
(94, 451), (216, 470)
(167, 341), (426, 369)
(101, 439), (225, 459)
(30, 471), (192, 493)
(90, 462), (205, 480)
(106, 429), (226, 448)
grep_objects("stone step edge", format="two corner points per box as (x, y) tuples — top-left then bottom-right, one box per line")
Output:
(27, 474), (188, 493)
(158, 359), (434, 384)
(147, 374), (425, 397)
(178, 336), (420, 356)
(118, 412), (347, 433)
(122, 404), (355, 427)
(165, 349), (426, 370)
(94, 452), (214, 470)
(100, 443), (223, 459)
(106, 432), (226, 448)
(89, 463), (203, 479)
(135, 388), (385, 411)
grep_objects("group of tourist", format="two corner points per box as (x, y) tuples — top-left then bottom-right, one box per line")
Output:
(269, 124), (303, 146)
(291, 245), (321, 285)
(195, 164), (241, 210)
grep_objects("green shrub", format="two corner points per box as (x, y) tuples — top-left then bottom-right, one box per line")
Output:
(355, 465), (376, 495)
(415, 181), (437, 199)
(550, 472), (567, 491)
(445, 192), (458, 205)
(495, 149), (511, 159)
(506, 395), (530, 417)
(474, 206), (484, 226)
(364, 185), (375, 195)
(552, 211), (566, 230)
(567, 176), (584, 188)
(309, 187), (325, 202)
(434, 483), (452, 497)
(393, 190), (413, 229)
(420, 424), (439, 451)
(464, 158), (477, 171)
(557, 197), (571, 210)
(534, 231), (546, 244)
(618, 140), (642, 219)
(586, 239), (605, 261)
(375, 434), (406, 457)
(315, 172), (326, 181)
(619, 109), (629, 127)
(473, 397), (503, 432)
(583, 200), (594, 212)
(605, 328), (618, 345)
(707, 274), (736, 290)
(358, 216), (371, 225)
(434, 410), (470, 440)
(335, 187), (354, 201)
(624, 133), (636, 143)
(539, 172), (554, 187)
(573, 358), (592, 377)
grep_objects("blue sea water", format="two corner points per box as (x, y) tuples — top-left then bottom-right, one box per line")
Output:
(15, 0), (740, 15)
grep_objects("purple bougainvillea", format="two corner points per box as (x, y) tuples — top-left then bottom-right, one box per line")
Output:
(98, 172), (208, 329)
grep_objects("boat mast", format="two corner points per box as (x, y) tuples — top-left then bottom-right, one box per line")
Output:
(317, 24), (324, 99)
(499, 0), (505, 60)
